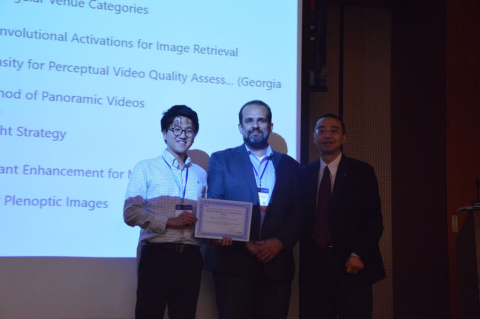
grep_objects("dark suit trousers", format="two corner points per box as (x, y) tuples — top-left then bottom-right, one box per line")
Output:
(135, 244), (203, 319)
(213, 261), (292, 319)
(299, 242), (373, 319)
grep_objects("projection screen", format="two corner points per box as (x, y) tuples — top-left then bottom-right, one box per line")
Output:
(0, 1), (302, 318)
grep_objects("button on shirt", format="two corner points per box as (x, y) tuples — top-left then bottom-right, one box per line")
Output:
(124, 149), (207, 245)
(246, 144), (276, 225)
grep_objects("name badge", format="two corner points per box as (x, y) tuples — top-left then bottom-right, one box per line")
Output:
(175, 204), (193, 216)
(257, 188), (269, 207)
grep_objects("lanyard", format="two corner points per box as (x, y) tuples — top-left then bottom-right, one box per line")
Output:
(162, 156), (189, 205)
(251, 157), (270, 188)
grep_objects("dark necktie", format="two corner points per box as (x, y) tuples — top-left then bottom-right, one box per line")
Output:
(313, 166), (331, 248)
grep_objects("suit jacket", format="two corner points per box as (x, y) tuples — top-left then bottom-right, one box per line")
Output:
(204, 144), (303, 282)
(299, 155), (386, 287)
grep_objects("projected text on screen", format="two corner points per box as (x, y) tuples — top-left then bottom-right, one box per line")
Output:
(0, 0), (299, 258)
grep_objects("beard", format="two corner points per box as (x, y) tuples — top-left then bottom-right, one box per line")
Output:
(243, 128), (270, 150)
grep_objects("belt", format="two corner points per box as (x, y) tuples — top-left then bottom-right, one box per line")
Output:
(142, 242), (199, 253)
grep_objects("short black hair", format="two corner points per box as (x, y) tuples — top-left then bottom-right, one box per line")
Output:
(161, 105), (199, 134)
(317, 113), (346, 134)
(238, 100), (272, 125)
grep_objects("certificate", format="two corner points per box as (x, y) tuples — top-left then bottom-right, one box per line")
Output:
(195, 198), (252, 242)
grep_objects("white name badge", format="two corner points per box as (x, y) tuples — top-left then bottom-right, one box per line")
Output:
(257, 188), (269, 207)
(175, 204), (193, 217)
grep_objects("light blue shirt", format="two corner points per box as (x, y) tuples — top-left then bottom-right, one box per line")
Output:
(245, 144), (276, 225)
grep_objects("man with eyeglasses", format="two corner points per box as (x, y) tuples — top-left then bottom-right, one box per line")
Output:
(204, 100), (303, 319)
(124, 105), (206, 319)
(299, 114), (385, 319)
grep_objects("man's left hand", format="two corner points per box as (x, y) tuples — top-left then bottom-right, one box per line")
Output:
(345, 255), (364, 274)
(254, 238), (283, 265)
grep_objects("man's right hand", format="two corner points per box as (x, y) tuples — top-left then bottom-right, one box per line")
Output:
(166, 211), (197, 229)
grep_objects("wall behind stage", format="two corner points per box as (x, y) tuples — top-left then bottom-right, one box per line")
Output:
(311, 2), (480, 318)
(445, 1), (480, 318)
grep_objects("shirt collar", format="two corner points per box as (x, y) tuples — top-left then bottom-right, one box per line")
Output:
(320, 152), (342, 177)
(244, 144), (274, 160)
(162, 148), (191, 169)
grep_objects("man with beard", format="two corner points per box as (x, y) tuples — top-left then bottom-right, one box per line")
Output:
(205, 100), (303, 319)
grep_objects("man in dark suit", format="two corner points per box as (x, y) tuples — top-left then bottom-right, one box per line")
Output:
(299, 114), (385, 319)
(205, 100), (303, 319)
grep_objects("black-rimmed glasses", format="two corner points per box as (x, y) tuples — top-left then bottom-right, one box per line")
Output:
(168, 127), (195, 138)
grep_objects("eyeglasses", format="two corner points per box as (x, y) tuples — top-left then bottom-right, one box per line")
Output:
(168, 127), (195, 138)
(314, 128), (342, 136)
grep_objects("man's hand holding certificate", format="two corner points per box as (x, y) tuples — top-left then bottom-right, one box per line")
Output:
(195, 198), (252, 242)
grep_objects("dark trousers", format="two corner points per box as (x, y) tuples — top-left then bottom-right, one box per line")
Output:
(135, 244), (203, 319)
(299, 245), (373, 319)
(213, 262), (292, 319)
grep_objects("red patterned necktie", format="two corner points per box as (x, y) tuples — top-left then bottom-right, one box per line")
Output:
(313, 166), (331, 248)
